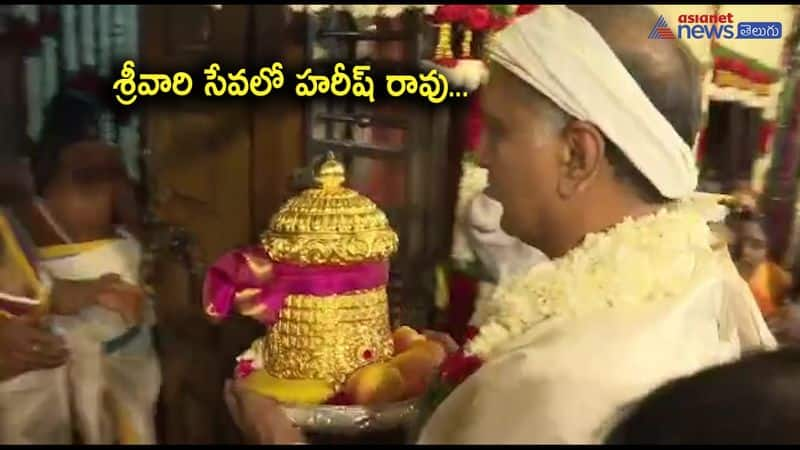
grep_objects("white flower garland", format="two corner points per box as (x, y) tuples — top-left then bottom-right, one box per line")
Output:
(237, 336), (267, 370)
(466, 199), (724, 360)
(425, 59), (490, 92)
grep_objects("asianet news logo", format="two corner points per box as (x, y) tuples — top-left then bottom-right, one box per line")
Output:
(648, 13), (782, 40)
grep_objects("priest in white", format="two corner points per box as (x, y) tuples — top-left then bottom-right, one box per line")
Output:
(226, 5), (776, 444)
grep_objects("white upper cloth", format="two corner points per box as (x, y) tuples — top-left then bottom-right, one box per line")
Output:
(488, 5), (698, 199)
(419, 245), (776, 444)
(40, 230), (155, 345)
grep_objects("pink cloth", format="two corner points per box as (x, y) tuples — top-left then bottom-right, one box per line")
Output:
(203, 246), (389, 325)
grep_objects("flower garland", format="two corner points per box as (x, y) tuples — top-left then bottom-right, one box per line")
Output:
(466, 199), (721, 360)
(427, 5), (538, 91)
(422, 198), (726, 420)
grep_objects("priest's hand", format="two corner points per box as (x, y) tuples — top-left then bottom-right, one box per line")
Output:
(0, 315), (68, 380)
(224, 379), (307, 444)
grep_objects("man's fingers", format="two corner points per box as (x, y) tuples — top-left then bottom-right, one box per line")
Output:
(18, 331), (68, 366)
(422, 330), (459, 354)
(27, 328), (67, 350)
(10, 347), (66, 369)
(224, 379), (244, 430)
(99, 273), (123, 283)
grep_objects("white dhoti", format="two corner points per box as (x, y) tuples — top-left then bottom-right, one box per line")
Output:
(0, 367), (71, 444)
(40, 232), (161, 444)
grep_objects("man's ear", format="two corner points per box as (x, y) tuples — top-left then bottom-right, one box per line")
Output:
(556, 121), (606, 198)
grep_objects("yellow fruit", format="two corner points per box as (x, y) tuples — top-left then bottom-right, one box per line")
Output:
(343, 362), (407, 406)
(410, 339), (447, 366)
(392, 325), (426, 354)
(390, 346), (442, 399)
(240, 369), (334, 405)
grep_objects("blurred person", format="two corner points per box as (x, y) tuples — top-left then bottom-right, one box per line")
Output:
(606, 348), (800, 444)
(0, 127), (144, 444)
(20, 89), (160, 444)
(727, 207), (792, 323)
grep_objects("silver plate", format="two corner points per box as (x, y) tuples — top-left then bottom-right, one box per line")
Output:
(280, 398), (420, 435)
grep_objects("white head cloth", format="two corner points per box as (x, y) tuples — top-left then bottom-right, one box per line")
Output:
(489, 5), (699, 199)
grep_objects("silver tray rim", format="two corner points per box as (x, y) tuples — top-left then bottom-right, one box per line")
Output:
(279, 397), (421, 434)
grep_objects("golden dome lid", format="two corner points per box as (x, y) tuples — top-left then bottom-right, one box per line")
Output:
(262, 152), (399, 265)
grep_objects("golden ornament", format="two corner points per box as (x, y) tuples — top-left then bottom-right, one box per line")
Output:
(434, 22), (454, 61)
(261, 152), (399, 266)
(252, 152), (398, 397)
(462, 29), (473, 58)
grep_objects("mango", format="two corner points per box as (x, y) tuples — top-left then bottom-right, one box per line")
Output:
(411, 339), (447, 366)
(392, 325), (426, 354)
(342, 362), (407, 406)
(390, 343), (445, 399)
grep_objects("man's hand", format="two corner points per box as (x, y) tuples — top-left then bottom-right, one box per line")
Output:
(423, 330), (459, 354)
(51, 274), (145, 325)
(0, 315), (68, 380)
(224, 379), (307, 444)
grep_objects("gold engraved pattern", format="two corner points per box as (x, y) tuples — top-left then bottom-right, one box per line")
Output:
(263, 287), (395, 387)
(262, 153), (399, 265)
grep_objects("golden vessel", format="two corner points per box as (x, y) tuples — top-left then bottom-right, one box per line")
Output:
(255, 152), (399, 394)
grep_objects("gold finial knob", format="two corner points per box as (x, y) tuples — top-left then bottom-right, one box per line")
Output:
(315, 152), (345, 189)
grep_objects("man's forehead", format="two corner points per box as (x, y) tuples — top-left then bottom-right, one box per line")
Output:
(482, 67), (548, 126)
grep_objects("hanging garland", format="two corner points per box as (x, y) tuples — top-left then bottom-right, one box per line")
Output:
(697, 42), (785, 164)
(287, 5), (435, 19)
(426, 5), (538, 91)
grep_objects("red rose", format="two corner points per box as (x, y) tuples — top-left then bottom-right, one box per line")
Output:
(435, 5), (469, 24)
(466, 6), (492, 31)
(516, 5), (540, 16)
(440, 350), (483, 386)
(234, 359), (255, 379)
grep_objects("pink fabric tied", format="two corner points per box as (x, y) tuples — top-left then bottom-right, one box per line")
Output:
(203, 246), (389, 326)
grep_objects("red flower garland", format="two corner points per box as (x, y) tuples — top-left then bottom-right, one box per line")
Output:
(440, 349), (483, 386)
(466, 6), (492, 32)
(434, 5), (470, 24)
(465, 91), (483, 154)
